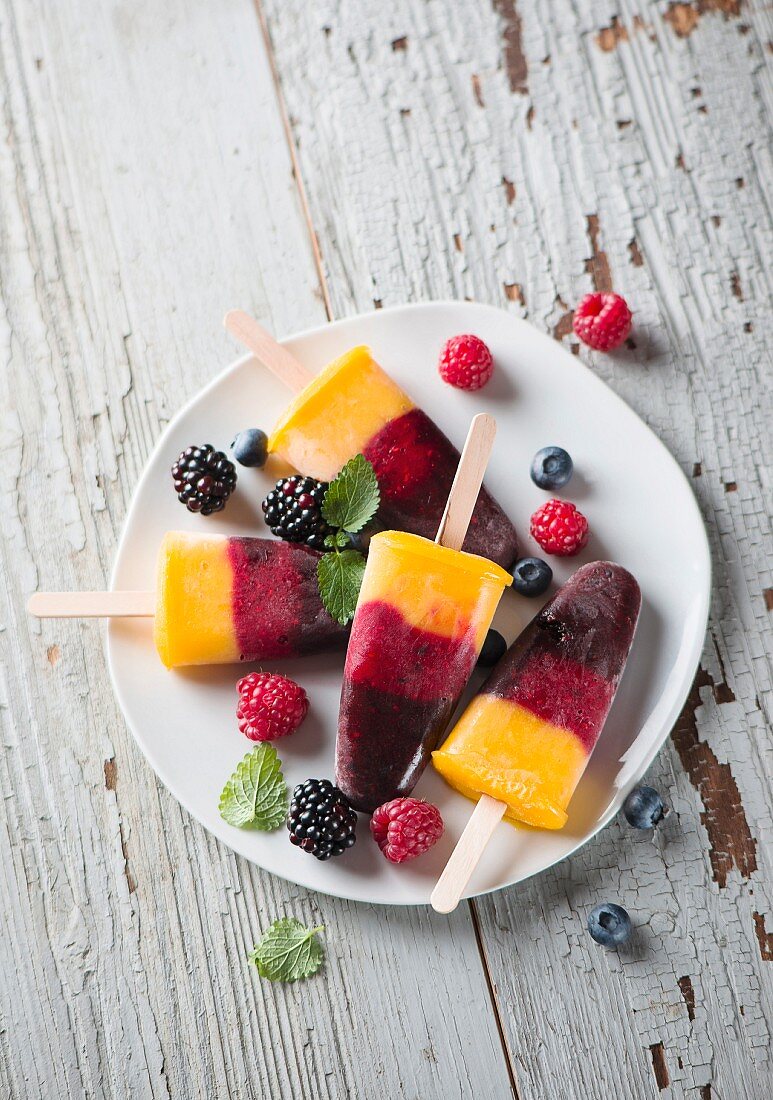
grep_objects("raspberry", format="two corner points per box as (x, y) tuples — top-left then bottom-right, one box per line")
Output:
(236, 672), (308, 741)
(438, 334), (494, 391)
(530, 499), (589, 557)
(573, 292), (632, 351)
(370, 798), (444, 863)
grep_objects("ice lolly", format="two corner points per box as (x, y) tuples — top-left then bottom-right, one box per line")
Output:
(28, 532), (348, 668)
(153, 532), (348, 667)
(334, 414), (513, 812)
(225, 312), (519, 569)
(432, 561), (641, 830)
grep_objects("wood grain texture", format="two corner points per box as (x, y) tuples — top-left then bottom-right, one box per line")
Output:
(0, 1), (516, 1098)
(260, 0), (773, 1096)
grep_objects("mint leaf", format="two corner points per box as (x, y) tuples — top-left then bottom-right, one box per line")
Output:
(248, 918), (324, 982)
(317, 549), (366, 625)
(219, 744), (288, 830)
(322, 454), (380, 534)
(324, 529), (351, 550)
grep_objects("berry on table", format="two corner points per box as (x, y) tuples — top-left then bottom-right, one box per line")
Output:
(236, 672), (309, 742)
(231, 428), (268, 468)
(587, 903), (632, 946)
(370, 798), (444, 863)
(172, 444), (237, 515)
(287, 779), (358, 860)
(512, 556), (553, 597)
(438, 334), (494, 391)
(478, 628), (507, 668)
(622, 786), (666, 829)
(262, 475), (333, 551)
(530, 499), (589, 557)
(573, 292), (632, 351)
(530, 446), (573, 490)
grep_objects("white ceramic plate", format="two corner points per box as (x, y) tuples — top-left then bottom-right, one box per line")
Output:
(108, 301), (710, 905)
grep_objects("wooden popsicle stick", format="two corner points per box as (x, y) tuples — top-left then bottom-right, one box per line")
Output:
(431, 411), (509, 913)
(28, 591), (156, 618)
(430, 796), (506, 913)
(434, 413), (496, 550)
(223, 309), (314, 394)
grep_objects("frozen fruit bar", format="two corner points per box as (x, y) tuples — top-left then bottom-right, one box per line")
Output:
(335, 531), (512, 812)
(267, 346), (519, 569)
(154, 532), (347, 667)
(432, 561), (641, 829)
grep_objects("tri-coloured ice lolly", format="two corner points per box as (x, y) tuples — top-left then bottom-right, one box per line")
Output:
(335, 530), (512, 812)
(266, 345), (519, 569)
(28, 532), (348, 669)
(432, 561), (641, 829)
(154, 532), (348, 667)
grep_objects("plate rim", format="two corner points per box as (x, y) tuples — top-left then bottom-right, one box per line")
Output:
(107, 299), (712, 905)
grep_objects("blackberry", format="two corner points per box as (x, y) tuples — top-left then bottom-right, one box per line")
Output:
(287, 779), (357, 860)
(262, 475), (332, 550)
(172, 444), (237, 515)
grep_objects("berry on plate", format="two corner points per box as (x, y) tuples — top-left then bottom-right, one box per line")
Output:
(587, 903), (632, 946)
(530, 499), (589, 557)
(287, 779), (357, 860)
(237, 672), (309, 742)
(370, 798), (444, 863)
(232, 428), (268, 468)
(530, 446), (573, 490)
(438, 334), (494, 391)
(172, 444), (237, 515)
(262, 475), (333, 551)
(622, 786), (666, 829)
(477, 628), (507, 668)
(573, 292), (632, 351)
(511, 556), (553, 597)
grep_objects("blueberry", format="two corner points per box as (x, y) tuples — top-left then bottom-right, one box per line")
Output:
(622, 785), (666, 829)
(477, 629), (507, 668)
(587, 903), (632, 947)
(512, 557), (553, 597)
(530, 446), (573, 490)
(231, 428), (268, 468)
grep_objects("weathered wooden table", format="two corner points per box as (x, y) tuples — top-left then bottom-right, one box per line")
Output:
(2, 2), (771, 1097)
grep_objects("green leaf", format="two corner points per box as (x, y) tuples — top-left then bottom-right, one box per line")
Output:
(219, 744), (288, 831)
(248, 918), (325, 982)
(321, 454), (380, 534)
(317, 549), (367, 625)
(324, 529), (351, 550)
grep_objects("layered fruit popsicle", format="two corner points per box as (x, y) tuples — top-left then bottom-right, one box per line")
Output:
(335, 531), (512, 812)
(154, 531), (347, 667)
(432, 561), (641, 829)
(267, 346), (519, 569)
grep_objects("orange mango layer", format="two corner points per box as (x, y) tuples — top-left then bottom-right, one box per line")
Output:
(432, 696), (589, 829)
(267, 346), (414, 482)
(359, 532), (512, 647)
(153, 532), (238, 668)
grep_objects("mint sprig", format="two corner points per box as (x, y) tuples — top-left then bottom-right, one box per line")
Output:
(321, 453), (380, 533)
(248, 918), (325, 982)
(317, 455), (380, 625)
(219, 744), (288, 830)
(318, 549), (367, 625)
